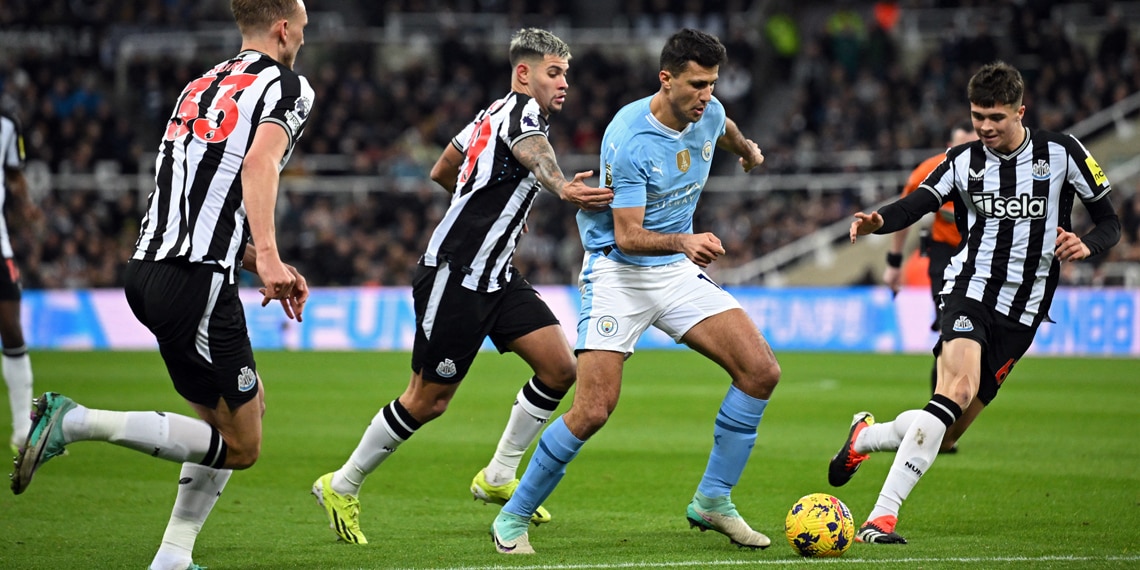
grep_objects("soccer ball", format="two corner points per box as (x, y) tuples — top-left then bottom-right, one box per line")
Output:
(784, 493), (855, 557)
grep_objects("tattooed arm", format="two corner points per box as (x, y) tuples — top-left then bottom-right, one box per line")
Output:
(512, 134), (612, 211)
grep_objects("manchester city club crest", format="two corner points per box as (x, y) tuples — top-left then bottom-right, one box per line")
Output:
(597, 316), (619, 337)
(702, 140), (713, 161)
(676, 149), (691, 173)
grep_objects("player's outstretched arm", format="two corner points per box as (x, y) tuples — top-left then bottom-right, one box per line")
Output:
(513, 135), (613, 210)
(850, 212), (884, 243)
(861, 187), (943, 241)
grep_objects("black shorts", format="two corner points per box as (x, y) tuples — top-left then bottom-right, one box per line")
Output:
(124, 259), (258, 409)
(925, 242), (955, 332)
(0, 258), (22, 302)
(411, 261), (559, 384)
(934, 294), (1037, 405)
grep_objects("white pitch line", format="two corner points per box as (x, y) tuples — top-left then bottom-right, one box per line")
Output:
(388, 554), (1140, 570)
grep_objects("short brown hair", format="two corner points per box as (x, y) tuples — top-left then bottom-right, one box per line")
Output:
(967, 61), (1024, 108)
(660, 29), (727, 76)
(231, 0), (300, 35)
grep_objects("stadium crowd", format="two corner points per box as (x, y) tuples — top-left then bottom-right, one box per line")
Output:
(1, 0), (1137, 289)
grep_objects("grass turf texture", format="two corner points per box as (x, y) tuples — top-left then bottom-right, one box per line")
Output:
(1, 350), (1137, 569)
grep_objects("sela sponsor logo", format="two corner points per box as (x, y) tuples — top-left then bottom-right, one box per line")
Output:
(1031, 159), (1050, 180)
(596, 316), (619, 337)
(952, 315), (974, 332)
(436, 358), (457, 378)
(702, 140), (713, 161)
(237, 366), (257, 392)
(970, 192), (1047, 219)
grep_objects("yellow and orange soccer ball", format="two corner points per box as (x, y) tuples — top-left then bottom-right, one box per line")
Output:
(784, 493), (856, 557)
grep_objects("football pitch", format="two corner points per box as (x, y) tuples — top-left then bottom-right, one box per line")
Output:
(1, 350), (1137, 569)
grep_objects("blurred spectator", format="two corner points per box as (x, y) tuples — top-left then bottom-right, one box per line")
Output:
(3, 1), (1137, 288)
(764, 11), (801, 77)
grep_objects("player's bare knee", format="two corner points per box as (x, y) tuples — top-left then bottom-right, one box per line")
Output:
(540, 359), (576, 392)
(222, 440), (261, 470)
(735, 361), (780, 399)
(576, 404), (612, 433)
(939, 381), (974, 409)
(405, 396), (450, 423)
(425, 398), (451, 420)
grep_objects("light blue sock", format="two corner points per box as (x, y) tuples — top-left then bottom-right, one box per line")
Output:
(696, 385), (767, 498)
(503, 416), (583, 520)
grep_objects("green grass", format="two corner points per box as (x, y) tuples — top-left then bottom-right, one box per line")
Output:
(1, 350), (1138, 569)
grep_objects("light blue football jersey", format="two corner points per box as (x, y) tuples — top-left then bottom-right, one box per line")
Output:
(577, 94), (726, 267)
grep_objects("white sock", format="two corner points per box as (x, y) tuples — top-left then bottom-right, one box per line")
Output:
(62, 406), (226, 466)
(149, 463), (232, 570)
(3, 350), (33, 445)
(867, 410), (946, 521)
(331, 400), (420, 496)
(855, 409), (923, 454)
(484, 377), (563, 486)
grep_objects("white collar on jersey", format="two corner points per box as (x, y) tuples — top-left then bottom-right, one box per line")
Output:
(985, 126), (1031, 161)
(645, 112), (693, 138)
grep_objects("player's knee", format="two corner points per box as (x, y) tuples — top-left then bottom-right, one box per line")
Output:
(540, 358), (576, 392)
(405, 396), (450, 423)
(736, 361), (780, 399)
(938, 380), (974, 410)
(424, 398), (451, 420)
(222, 440), (261, 470)
(575, 404), (612, 433)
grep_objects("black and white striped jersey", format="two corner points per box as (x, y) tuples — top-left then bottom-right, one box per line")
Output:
(423, 91), (549, 292)
(919, 127), (1112, 326)
(0, 113), (25, 259)
(133, 50), (314, 283)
